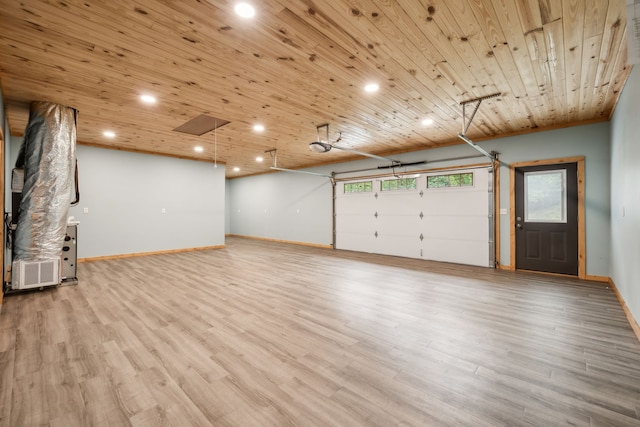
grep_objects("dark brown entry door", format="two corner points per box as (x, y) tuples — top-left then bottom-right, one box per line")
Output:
(515, 163), (578, 275)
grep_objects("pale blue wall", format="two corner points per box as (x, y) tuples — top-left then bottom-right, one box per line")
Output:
(610, 65), (640, 324)
(228, 170), (333, 244)
(487, 123), (611, 275)
(225, 179), (232, 235)
(9, 138), (226, 258)
(228, 121), (611, 276)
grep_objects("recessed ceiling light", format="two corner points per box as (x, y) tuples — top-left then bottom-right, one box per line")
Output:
(256, 156), (263, 162)
(233, 167), (240, 172)
(103, 130), (116, 138)
(422, 118), (434, 126)
(234, 3), (255, 18)
(364, 83), (379, 93)
(140, 94), (156, 104)
(194, 146), (204, 153)
(253, 124), (265, 132)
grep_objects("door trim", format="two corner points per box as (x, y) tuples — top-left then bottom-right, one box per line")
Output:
(509, 156), (585, 279)
(0, 127), (3, 311)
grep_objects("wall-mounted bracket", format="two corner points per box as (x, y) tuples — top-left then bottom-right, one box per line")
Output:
(267, 148), (332, 178)
(459, 93), (502, 162)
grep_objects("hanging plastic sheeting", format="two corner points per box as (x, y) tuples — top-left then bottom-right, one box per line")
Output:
(14, 101), (77, 262)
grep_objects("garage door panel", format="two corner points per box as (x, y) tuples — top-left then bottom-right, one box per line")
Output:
(377, 215), (422, 235)
(335, 167), (491, 267)
(421, 239), (489, 267)
(336, 195), (377, 215)
(421, 191), (487, 216)
(377, 192), (421, 215)
(336, 214), (375, 234)
(377, 234), (421, 258)
(336, 231), (377, 253)
(422, 216), (488, 240)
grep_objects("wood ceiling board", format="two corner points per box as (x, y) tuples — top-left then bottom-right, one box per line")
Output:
(0, 0), (632, 177)
(594, 0), (628, 103)
(563, 0), (586, 123)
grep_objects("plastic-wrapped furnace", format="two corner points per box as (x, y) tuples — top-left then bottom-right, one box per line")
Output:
(14, 101), (77, 262)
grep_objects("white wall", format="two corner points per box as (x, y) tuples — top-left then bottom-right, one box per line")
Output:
(610, 65), (640, 324)
(228, 121), (611, 276)
(10, 139), (225, 258)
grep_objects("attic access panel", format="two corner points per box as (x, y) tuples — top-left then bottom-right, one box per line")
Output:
(173, 114), (230, 136)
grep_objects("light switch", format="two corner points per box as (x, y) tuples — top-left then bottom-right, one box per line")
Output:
(500, 208), (507, 215)
(83, 207), (89, 214)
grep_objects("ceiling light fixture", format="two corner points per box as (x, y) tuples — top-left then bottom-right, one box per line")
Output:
(253, 124), (265, 132)
(256, 156), (263, 162)
(309, 141), (332, 153)
(140, 94), (156, 104)
(103, 130), (116, 138)
(234, 3), (255, 18)
(233, 166), (240, 172)
(364, 83), (379, 93)
(422, 118), (434, 126)
(194, 146), (204, 153)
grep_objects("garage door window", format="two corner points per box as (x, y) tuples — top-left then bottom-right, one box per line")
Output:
(427, 172), (473, 188)
(344, 181), (373, 193)
(381, 177), (417, 191)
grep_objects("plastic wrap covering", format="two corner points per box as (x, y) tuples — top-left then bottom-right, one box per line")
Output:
(14, 101), (77, 262)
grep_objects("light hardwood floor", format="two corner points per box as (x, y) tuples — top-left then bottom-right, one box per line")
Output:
(1, 237), (640, 426)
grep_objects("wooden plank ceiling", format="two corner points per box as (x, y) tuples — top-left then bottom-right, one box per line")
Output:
(0, 0), (632, 177)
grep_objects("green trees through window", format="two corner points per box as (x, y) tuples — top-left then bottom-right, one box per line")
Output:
(344, 181), (373, 193)
(381, 177), (417, 191)
(427, 172), (473, 188)
(343, 172), (473, 193)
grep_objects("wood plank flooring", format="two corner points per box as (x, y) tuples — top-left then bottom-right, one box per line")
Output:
(1, 236), (639, 426)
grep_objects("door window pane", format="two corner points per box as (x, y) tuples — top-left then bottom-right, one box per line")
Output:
(524, 170), (566, 223)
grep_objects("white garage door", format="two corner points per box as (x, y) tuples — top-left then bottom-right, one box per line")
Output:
(335, 167), (492, 267)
